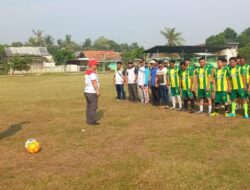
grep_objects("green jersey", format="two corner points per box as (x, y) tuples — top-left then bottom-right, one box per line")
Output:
(168, 67), (180, 88)
(242, 64), (250, 85)
(195, 65), (212, 90)
(228, 65), (246, 90)
(214, 67), (228, 92)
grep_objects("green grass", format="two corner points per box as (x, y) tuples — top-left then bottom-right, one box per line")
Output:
(0, 74), (249, 190)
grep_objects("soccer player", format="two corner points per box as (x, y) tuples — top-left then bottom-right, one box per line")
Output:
(211, 58), (229, 116)
(227, 57), (249, 119)
(114, 62), (126, 101)
(195, 57), (213, 115)
(241, 57), (250, 100)
(126, 61), (139, 102)
(156, 60), (169, 108)
(179, 61), (195, 112)
(167, 60), (182, 110)
(185, 58), (197, 101)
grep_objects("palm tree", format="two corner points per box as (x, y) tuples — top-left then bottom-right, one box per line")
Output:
(161, 27), (185, 46)
(65, 34), (72, 44)
(44, 35), (54, 47)
(32, 29), (44, 46)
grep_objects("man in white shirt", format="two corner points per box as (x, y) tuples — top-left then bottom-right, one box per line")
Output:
(126, 61), (139, 102)
(137, 60), (149, 103)
(114, 62), (126, 101)
(84, 59), (100, 125)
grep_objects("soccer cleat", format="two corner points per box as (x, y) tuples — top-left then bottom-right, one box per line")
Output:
(207, 111), (212, 116)
(224, 112), (229, 117)
(210, 112), (218, 116)
(189, 109), (195, 113)
(169, 107), (176, 110)
(243, 115), (249, 119)
(227, 113), (236, 118)
(177, 108), (182, 111)
(165, 106), (170, 109)
(195, 110), (204, 114)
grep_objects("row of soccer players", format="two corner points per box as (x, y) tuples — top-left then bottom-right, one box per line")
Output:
(114, 56), (250, 119)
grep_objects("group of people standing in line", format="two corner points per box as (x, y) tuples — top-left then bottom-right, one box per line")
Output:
(114, 56), (250, 119)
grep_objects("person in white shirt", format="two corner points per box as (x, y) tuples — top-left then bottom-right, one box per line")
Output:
(126, 61), (139, 102)
(84, 60), (100, 125)
(137, 60), (149, 103)
(114, 62), (126, 101)
(156, 61), (169, 108)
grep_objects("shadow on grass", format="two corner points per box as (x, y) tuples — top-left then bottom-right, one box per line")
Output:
(96, 110), (104, 121)
(0, 121), (30, 140)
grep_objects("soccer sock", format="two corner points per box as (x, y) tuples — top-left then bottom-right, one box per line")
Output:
(225, 104), (229, 113)
(184, 99), (188, 109)
(232, 102), (237, 114)
(177, 95), (182, 108)
(191, 99), (195, 109)
(214, 103), (219, 113)
(200, 106), (204, 112)
(172, 97), (176, 108)
(208, 105), (212, 113)
(243, 103), (248, 116)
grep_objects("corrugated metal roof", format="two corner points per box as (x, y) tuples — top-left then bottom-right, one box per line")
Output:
(4, 47), (50, 57)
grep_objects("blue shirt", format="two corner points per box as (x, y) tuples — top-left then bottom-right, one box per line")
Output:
(144, 67), (150, 86)
(150, 67), (158, 86)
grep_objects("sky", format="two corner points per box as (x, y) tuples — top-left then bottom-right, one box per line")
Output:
(0, 0), (250, 48)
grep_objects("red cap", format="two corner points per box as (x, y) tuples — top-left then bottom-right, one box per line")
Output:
(88, 59), (98, 67)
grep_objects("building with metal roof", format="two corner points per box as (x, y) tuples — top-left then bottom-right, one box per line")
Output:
(4, 47), (50, 57)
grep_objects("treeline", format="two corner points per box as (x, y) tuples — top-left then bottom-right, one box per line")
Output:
(0, 30), (145, 66)
(206, 27), (250, 61)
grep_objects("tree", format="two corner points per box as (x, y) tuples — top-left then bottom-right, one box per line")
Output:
(82, 38), (92, 50)
(122, 44), (144, 63)
(238, 45), (250, 63)
(206, 33), (225, 46)
(65, 34), (72, 44)
(93, 36), (111, 50)
(206, 27), (238, 46)
(32, 29), (44, 46)
(223, 28), (238, 41)
(48, 47), (75, 65)
(238, 27), (250, 47)
(8, 56), (31, 74)
(44, 35), (55, 47)
(161, 27), (185, 46)
(11, 42), (23, 47)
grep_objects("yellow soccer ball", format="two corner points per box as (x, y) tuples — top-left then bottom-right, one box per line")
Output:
(25, 139), (41, 154)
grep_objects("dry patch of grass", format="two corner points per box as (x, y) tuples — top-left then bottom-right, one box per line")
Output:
(0, 74), (249, 190)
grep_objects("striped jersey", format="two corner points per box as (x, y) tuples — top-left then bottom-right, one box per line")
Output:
(214, 67), (228, 92)
(242, 64), (250, 85)
(195, 65), (212, 90)
(180, 69), (194, 91)
(228, 65), (246, 90)
(168, 67), (180, 88)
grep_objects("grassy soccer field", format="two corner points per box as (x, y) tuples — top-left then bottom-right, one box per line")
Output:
(0, 74), (249, 190)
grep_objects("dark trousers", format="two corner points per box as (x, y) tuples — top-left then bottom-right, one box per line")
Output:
(150, 86), (160, 106)
(116, 84), (126, 100)
(184, 98), (195, 110)
(159, 85), (169, 106)
(128, 83), (139, 101)
(84, 93), (98, 124)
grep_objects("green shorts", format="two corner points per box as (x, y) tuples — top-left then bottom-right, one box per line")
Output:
(198, 89), (211, 99)
(246, 84), (250, 98)
(215, 91), (229, 104)
(170, 87), (180, 96)
(182, 90), (193, 99)
(230, 89), (247, 100)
